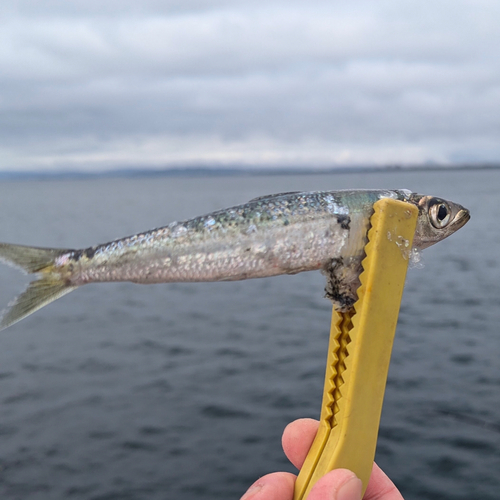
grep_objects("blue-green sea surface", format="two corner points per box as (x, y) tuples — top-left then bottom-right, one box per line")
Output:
(0, 168), (498, 500)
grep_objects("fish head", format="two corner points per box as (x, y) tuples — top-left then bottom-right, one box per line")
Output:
(409, 194), (470, 249)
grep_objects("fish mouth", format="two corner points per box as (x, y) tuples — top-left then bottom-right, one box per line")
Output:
(454, 208), (471, 230)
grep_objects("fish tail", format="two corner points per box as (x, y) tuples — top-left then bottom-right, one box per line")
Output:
(0, 243), (78, 330)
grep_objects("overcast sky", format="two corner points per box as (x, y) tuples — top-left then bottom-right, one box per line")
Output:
(1, 0), (499, 172)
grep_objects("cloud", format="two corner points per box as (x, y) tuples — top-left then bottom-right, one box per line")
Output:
(0, 0), (499, 171)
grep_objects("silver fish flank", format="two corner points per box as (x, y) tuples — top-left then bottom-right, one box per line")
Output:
(0, 189), (470, 330)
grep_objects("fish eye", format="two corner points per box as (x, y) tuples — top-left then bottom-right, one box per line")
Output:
(429, 199), (451, 229)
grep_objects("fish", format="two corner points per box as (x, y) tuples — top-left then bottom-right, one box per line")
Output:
(0, 189), (469, 330)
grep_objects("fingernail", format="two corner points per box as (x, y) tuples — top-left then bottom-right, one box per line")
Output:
(240, 482), (263, 500)
(336, 476), (362, 500)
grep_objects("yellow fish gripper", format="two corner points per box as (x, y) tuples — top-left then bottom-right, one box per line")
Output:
(294, 198), (419, 499)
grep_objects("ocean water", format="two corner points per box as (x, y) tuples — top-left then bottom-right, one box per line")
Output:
(0, 169), (498, 500)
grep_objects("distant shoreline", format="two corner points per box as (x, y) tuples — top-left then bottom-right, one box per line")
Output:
(0, 163), (498, 181)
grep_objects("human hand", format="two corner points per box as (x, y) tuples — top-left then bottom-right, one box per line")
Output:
(240, 418), (404, 500)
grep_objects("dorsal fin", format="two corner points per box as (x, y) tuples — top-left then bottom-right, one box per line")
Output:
(249, 191), (302, 203)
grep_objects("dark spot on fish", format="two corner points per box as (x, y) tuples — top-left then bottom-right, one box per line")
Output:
(336, 215), (351, 230)
(71, 250), (82, 262)
(322, 257), (357, 312)
(84, 247), (96, 259)
(324, 258), (346, 304)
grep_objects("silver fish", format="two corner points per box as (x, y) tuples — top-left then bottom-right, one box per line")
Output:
(0, 189), (469, 330)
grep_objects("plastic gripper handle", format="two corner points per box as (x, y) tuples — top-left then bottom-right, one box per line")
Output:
(293, 198), (419, 499)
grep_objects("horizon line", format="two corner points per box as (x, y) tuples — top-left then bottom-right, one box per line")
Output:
(0, 163), (498, 181)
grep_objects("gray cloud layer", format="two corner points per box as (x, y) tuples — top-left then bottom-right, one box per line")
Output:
(1, 0), (499, 171)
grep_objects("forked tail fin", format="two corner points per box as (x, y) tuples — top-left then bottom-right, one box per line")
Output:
(0, 243), (78, 330)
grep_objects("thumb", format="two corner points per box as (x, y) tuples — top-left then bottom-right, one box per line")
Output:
(307, 469), (362, 500)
